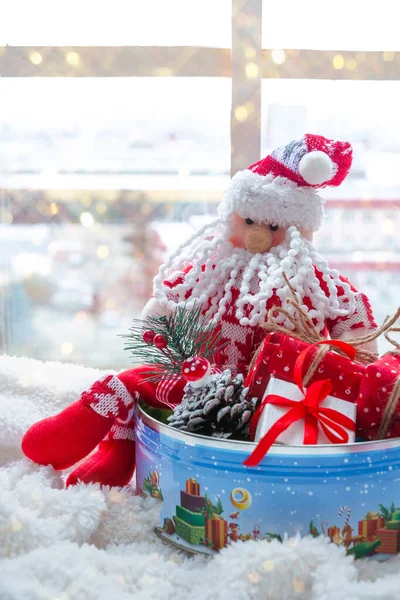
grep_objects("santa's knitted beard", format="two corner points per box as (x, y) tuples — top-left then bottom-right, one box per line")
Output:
(154, 222), (356, 333)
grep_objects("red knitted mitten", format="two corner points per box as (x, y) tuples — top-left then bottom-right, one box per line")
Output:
(22, 374), (135, 471)
(67, 421), (136, 487)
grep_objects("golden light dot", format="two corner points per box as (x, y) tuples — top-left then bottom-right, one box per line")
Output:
(141, 574), (155, 586)
(65, 51), (81, 66)
(179, 167), (190, 177)
(96, 202), (108, 215)
(60, 342), (74, 356)
(105, 297), (117, 309)
(333, 54), (345, 70)
(345, 58), (357, 71)
(245, 47), (256, 59)
(74, 311), (88, 321)
(97, 245), (109, 259)
(244, 101), (255, 114)
(141, 203), (151, 216)
(293, 577), (305, 593)
(81, 196), (92, 208)
(152, 67), (173, 76)
(33, 369), (43, 380)
(169, 553), (182, 564)
(109, 489), (123, 503)
(234, 105), (248, 122)
(2, 212), (13, 224)
(29, 51), (43, 65)
(382, 218), (394, 235)
(31, 489), (43, 501)
(19, 376), (31, 387)
(49, 202), (59, 216)
(248, 571), (261, 584)
(383, 51), (395, 62)
(271, 49), (286, 65)
(356, 51), (366, 62)
(80, 211), (94, 227)
(263, 559), (275, 572)
(245, 62), (259, 78)
(11, 519), (23, 532)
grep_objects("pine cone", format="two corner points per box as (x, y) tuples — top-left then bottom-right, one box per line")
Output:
(167, 370), (259, 440)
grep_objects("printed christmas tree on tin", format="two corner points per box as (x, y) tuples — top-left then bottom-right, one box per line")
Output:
(142, 469), (163, 500)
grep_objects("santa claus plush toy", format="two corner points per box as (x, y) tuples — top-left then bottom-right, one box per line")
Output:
(22, 133), (378, 487)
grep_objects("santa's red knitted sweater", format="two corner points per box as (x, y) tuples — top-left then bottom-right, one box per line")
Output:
(165, 267), (376, 376)
(72, 268), (376, 442)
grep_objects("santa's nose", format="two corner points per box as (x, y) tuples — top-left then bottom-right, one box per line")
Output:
(244, 226), (272, 253)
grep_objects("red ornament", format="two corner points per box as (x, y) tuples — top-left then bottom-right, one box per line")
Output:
(181, 356), (211, 388)
(142, 330), (156, 344)
(153, 334), (168, 349)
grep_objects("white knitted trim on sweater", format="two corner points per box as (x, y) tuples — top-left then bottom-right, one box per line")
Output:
(219, 170), (324, 232)
(329, 292), (375, 339)
(107, 423), (136, 441)
(88, 375), (134, 420)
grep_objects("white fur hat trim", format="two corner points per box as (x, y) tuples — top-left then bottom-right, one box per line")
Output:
(219, 170), (325, 232)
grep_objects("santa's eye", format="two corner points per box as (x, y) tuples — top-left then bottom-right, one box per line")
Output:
(245, 218), (254, 225)
(269, 224), (279, 232)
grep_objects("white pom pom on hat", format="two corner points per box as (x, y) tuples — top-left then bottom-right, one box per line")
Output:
(298, 150), (333, 185)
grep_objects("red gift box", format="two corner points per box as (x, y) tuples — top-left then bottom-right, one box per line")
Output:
(252, 375), (357, 448)
(327, 526), (340, 542)
(358, 512), (386, 537)
(205, 514), (228, 551)
(186, 478), (200, 496)
(356, 353), (400, 441)
(244, 337), (359, 466)
(246, 332), (365, 406)
(375, 528), (400, 554)
(180, 490), (205, 512)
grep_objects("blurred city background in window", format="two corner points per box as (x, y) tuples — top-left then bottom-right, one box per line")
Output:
(1, 0), (399, 368)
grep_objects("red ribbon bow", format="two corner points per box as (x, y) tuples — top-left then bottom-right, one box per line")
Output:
(244, 340), (357, 467)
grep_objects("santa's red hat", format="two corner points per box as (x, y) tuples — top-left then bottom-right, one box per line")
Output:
(220, 134), (352, 232)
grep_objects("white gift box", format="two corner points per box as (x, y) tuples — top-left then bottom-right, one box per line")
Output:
(254, 377), (357, 446)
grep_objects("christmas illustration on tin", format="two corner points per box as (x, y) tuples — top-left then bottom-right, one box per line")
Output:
(139, 465), (400, 559)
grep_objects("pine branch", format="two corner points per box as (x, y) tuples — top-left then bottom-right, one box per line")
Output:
(122, 304), (227, 382)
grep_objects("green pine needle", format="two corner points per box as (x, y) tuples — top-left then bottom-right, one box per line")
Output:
(122, 304), (227, 382)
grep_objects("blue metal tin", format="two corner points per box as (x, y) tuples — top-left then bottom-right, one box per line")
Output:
(136, 405), (400, 558)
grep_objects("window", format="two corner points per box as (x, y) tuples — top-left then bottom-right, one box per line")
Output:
(1, 0), (399, 366)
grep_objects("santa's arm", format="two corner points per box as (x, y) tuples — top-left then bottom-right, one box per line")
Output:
(141, 297), (171, 321)
(141, 265), (193, 321)
(326, 275), (378, 354)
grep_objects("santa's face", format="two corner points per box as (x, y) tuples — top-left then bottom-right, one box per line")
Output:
(229, 212), (312, 253)
(154, 215), (355, 332)
(229, 213), (286, 253)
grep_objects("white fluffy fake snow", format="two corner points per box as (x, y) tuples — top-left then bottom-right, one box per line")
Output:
(1, 355), (400, 599)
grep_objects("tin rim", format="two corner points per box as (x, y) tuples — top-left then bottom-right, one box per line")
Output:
(137, 404), (400, 456)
